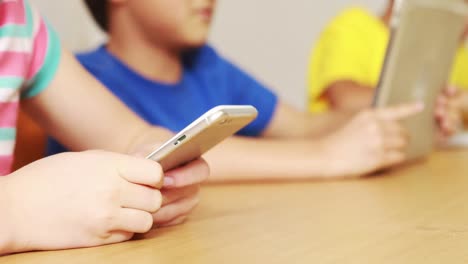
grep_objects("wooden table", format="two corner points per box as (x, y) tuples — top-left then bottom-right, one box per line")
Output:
(3, 150), (468, 263)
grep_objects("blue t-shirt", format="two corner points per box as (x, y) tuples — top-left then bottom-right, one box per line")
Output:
(47, 45), (278, 155)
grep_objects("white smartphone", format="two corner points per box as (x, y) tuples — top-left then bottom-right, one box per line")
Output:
(146, 105), (258, 171)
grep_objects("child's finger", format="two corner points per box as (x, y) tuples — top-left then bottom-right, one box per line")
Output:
(383, 134), (409, 152)
(152, 194), (200, 224)
(381, 120), (407, 137)
(163, 158), (209, 188)
(442, 114), (462, 135)
(158, 215), (189, 227)
(436, 95), (448, 106)
(383, 151), (406, 168)
(113, 208), (154, 233)
(434, 105), (446, 120)
(120, 182), (162, 213)
(117, 155), (164, 188)
(161, 185), (200, 206)
(445, 85), (459, 96)
(377, 102), (424, 121)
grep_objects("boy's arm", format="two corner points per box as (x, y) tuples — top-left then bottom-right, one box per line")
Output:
(206, 103), (424, 182)
(23, 49), (171, 153)
(265, 80), (459, 140)
(261, 101), (354, 139)
(263, 80), (374, 140)
(204, 137), (333, 182)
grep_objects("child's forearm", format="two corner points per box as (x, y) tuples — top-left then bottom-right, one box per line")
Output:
(123, 126), (174, 156)
(23, 50), (172, 155)
(204, 137), (339, 182)
(262, 102), (353, 140)
(300, 110), (354, 138)
(0, 177), (15, 255)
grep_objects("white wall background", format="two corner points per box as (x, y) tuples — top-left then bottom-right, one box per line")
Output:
(32, 0), (386, 109)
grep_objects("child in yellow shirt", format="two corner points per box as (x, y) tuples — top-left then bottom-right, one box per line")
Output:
(308, 0), (468, 131)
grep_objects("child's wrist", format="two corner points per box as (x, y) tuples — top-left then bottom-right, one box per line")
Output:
(316, 138), (343, 178)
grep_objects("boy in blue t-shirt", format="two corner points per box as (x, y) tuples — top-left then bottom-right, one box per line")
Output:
(48, 0), (457, 181)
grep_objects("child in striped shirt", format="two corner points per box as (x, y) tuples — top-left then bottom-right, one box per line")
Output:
(0, 0), (208, 255)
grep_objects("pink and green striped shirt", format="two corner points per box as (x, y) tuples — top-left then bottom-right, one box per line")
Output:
(0, 0), (61, 175)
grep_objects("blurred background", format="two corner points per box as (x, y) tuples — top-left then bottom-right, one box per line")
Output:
(31, 0), (387, 110)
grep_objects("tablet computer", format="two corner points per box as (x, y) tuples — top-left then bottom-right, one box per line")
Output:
(373, 0), (468, 159)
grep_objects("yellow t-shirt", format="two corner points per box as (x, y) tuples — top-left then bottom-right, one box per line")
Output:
(307, 7), (468, 112)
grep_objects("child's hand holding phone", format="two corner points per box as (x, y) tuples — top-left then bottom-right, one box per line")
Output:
(130, 144), (208, 227)
(1, 151), (163, 254)
(152, 158), (208, 226)
(131, 105), (257, 226)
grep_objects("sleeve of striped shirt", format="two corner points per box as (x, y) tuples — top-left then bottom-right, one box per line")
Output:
(22, 1), (62, 98)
